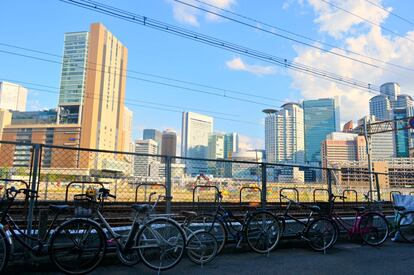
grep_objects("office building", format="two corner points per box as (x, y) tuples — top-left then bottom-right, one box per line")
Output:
(303, 98), (340, 163)
(394, 108), (410, 157)
(123, 107), (133, 152)
(369, 95), (391, 121)
(0, 81), (28, 112)
(0, 23), (128, 170)
(224, 132), (239, 159)
(264, 103), (305, 164)
(134, 139), (160, 177)
(342, 120), (353, 132)
(143, 129), (162, 154)
(208, 133), (225, 159)
(181, 112), (213, 175)
(161, 129), (177, 160)
(380, 82), (400, 103)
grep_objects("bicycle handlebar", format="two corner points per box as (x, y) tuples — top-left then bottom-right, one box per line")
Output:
(330, 194), (347, 201)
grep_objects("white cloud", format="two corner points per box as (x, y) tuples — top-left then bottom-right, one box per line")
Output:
(238, 135), (264, 151)
(226, 57), (277, 76)
(170, 0), (235, 26)
(290, 0), (414, 123)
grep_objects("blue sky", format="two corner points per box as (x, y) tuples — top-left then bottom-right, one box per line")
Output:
(1, 0), (414, 150)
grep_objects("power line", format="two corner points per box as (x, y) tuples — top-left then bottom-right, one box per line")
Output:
(3, 78), (262, 125)
(57, 0), (383, 95)
(320, 0), (414, 44)
(174, 0), (414, 74)
(0, 42), (285, 105)
(364, 0), (414, 27)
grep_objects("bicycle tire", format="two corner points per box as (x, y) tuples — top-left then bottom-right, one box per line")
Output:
(186, 230), (218, 265)
(359, 212), (389, 246)
(397, 211), (414, 243)
(245, 211), (281, 254)
(189, 214), (227, 254)
(137, 217), (186, 271)
(305, 217), (337, 252)
(49, 218), (106, 275)
(0, 228), (10, 273)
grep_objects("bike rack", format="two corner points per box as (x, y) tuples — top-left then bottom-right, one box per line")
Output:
(135, 183), (167, 203)
(65, 181), (106, 202)
(0, 179), (30, 206)
(390, 191), (402, 202)
(313, 188), (329, 202)
(279, 188), (299, 203)
(192, 185), (220, 210)
(365, 190), (379, 202)
(239, 186), (261, 207)
(342, 189), (358, 203)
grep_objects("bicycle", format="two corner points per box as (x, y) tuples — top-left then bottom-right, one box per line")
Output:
(328, 194), (389, 246)
(0, 186), (73, 273)
(389, 205), (414, 243)
(189, 191), (280, 254)
(49, 188), (186, 273)
(277, 194), (337, 252)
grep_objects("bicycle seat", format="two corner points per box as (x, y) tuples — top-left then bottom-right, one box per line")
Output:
(394, 206), (406, 212)
(308, 205), (320, 212)
(180, 211), (197, 218)
(353, 207), (366, 212)
(131, 204), (152, 213)
(49, 205), (71, 213)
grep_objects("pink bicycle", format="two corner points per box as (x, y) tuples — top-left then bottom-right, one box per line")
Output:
(328, 194), (389, 246)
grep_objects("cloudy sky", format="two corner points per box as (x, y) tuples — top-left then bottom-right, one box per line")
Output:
(1, 0), (413, 152)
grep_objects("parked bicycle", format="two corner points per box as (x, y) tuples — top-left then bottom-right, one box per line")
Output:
(389, 205), (414, 243)
(0, 186), (72, 273)
(189, 191), (280, 254)
(277, 194), (337, 252)
(328, 194), (389, 246)
(49, 188), (186, 273)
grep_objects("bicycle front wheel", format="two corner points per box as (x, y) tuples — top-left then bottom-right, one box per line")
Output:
(49, 219), (106, 275)
(359, 212), (389, 246)
(137, 217), (186, 271)
(186, 231), (218, 265)
(305, 217), (337, 251)
(0, 228), (10, 273)
(189, 214), (227, 254)
(398, 211), (414, 243)
(245, 211), (280, 254)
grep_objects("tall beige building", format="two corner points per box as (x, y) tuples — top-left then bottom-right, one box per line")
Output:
(0, 81), (28, 112)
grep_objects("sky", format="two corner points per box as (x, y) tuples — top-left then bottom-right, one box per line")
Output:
(1, 0), (414, 152)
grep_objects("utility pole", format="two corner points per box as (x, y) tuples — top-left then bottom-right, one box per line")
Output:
(363, 120), (374, 201)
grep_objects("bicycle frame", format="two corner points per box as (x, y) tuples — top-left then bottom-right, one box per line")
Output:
(278, 199), (317, 238)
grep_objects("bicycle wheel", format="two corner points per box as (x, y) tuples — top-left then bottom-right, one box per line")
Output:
(186, 230), (218, 265)
(359, 212), (389, 246)
(398, 211), (414, 243)
(137, 217), (186, 271)
(245, 211), (280, 254)
(305, 217), (337, 251)
(0, 228), (10, 273)
(49, 219), (106, 275)
(189, 214), (227, 254)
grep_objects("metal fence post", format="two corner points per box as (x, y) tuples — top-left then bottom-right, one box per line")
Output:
(261, 163), (267, 208)
(165, 156), (172, 214)
(327, 169), (332, 197)
(374, 173), (381, 201)
(27, 144), (41, 238)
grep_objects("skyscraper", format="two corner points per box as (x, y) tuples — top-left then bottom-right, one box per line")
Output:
(181, 112), (213, 174)
(0, 81), (28, 112)
(58, 31), (89, 124)
(224, 132), (239, 159)
(208, 133), (225, 159)
(264, 103), (304, 164)
(394, 108), (410, 157)
(143, 129), (162, 154)
(303, 98), (340, 163)
(134, 139), (159, 177)
(380, 82), (400, 103)
(161, 129), (177, 159)
(123, 107), (133, 152)
(369, 95), (391, 121)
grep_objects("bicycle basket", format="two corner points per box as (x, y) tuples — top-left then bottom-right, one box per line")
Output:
(73, 194), (96, 217)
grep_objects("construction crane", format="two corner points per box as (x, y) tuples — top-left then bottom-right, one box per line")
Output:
(352, 115), (414, 200)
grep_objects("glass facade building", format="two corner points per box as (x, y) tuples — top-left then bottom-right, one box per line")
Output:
(394, 108), (409, 157)
(303, 98), (340, 163)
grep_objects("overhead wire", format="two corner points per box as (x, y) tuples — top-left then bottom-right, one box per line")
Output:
(363, 0), (414, 27)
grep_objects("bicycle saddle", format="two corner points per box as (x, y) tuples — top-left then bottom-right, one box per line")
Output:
(308, 205), (320, 212)
(394, 206), (406, 212)
(353, 206), (366, 212)
(180, 211), (197, 218)
(131, 204), (152, 213)
(49, 205), (71, 213)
